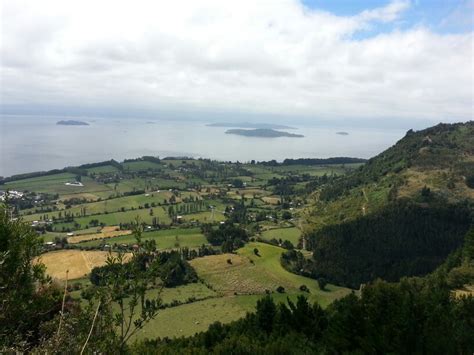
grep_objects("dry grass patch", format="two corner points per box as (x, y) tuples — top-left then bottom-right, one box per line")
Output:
(454, 284), (474, 298)
(399, 168), (474, 200)
(67, 226), (132, 243)
(261, 196), (281, 205)
(37, 250), (116, 280)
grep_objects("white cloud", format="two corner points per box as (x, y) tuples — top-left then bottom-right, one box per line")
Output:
(0, 0), (472, 122)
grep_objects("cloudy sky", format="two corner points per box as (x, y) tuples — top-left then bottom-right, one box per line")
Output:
(1, 0), (473, 124)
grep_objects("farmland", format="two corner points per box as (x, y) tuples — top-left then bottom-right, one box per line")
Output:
(2, 156), (359, 340)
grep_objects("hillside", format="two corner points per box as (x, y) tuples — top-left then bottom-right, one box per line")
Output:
(303, 121), (474, 287)
(308, 122), (473, 226)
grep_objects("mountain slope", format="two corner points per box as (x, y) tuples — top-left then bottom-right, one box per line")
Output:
(303, 121), (474, 288)
(307, 121), (474, 228)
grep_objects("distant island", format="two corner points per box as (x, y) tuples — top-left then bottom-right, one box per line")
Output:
(336, 131), (349, 136)
(208, 122), (295, 129)
(225, 128), (304, 138)
(56, 120), (89, 126)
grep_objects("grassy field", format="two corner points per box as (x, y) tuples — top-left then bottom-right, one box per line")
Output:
(7, 175), (113, 197)
(22, 191), (175, 221)
(52, 207), (171, 231)
(67, 226), (132, 243)
(261, 227), (302, 245)
(79, 227), (208, 250)
(191, 242), (349, 299)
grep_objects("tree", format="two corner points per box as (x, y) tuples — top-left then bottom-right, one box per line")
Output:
(0, 203), (62, 349)
(282, 211), (292, 220)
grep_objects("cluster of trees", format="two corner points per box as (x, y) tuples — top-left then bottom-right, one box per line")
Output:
(305, 200), (472, 288)
(90, 249), (197, 288)
(258, 157), (366, 166)
(201, 222), (249, 252)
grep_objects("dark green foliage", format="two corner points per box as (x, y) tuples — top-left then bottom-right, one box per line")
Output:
(0, 204), (63, 349)
(280, 249), (307, 275)
(202, 222), (248, 251)
(261, 157), (366, 166)
(281, 240), (294, 250)
(299, 284), (309, 292)
(90, 250), (197, 288)
(308, 200), (471, 288)
(155, 251), (198, 287)
(231, 179), (244, 188)
(466, 175), (474, 189)
(281, 211), (292, 220)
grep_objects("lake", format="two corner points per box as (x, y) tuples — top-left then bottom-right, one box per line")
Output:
(0, 115), (406, 177)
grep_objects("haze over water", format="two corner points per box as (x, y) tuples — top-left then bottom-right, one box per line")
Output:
(1, 115), (405, 177)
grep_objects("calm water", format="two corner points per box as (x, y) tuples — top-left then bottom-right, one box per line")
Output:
(0, 115), (406, 177)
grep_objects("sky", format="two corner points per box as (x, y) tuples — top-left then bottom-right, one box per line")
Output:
(1, 0), (473, 126)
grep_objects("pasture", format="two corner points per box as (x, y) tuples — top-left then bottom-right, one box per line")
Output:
(191, 242), (350, 301)
(67, 226), (132, 243)
(78, 227), (208, 250)
(261, 227), (302, 246)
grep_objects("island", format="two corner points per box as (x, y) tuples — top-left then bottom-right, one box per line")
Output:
(225, 128), (304, 138)
(336, 131), (349, 136)
(208, 122), (295, 129)
(56, 120), (89, 126)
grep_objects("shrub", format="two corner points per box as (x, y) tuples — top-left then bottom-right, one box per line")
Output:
(299, 284), (309, 293)
(318, 278), (327, 290)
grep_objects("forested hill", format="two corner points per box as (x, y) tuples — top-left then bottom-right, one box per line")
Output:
(302, 121), (474, 288)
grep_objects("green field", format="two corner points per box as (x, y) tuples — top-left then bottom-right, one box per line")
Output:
(193, 242), (348, 297)
(261, 227), (302, 246)
(79, 227), (208, 249)
(22, 191), (174, 221)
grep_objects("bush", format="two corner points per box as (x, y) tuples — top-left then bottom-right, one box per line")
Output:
(282, 240), (294, 250)
(318, 278), (327, 290)
(276, 286), (285, 293)
(299, 284), (309, 293)
(282, 211), (292, 220)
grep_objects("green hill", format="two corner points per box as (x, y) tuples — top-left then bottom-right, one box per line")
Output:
(302, 121), (474, 287)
